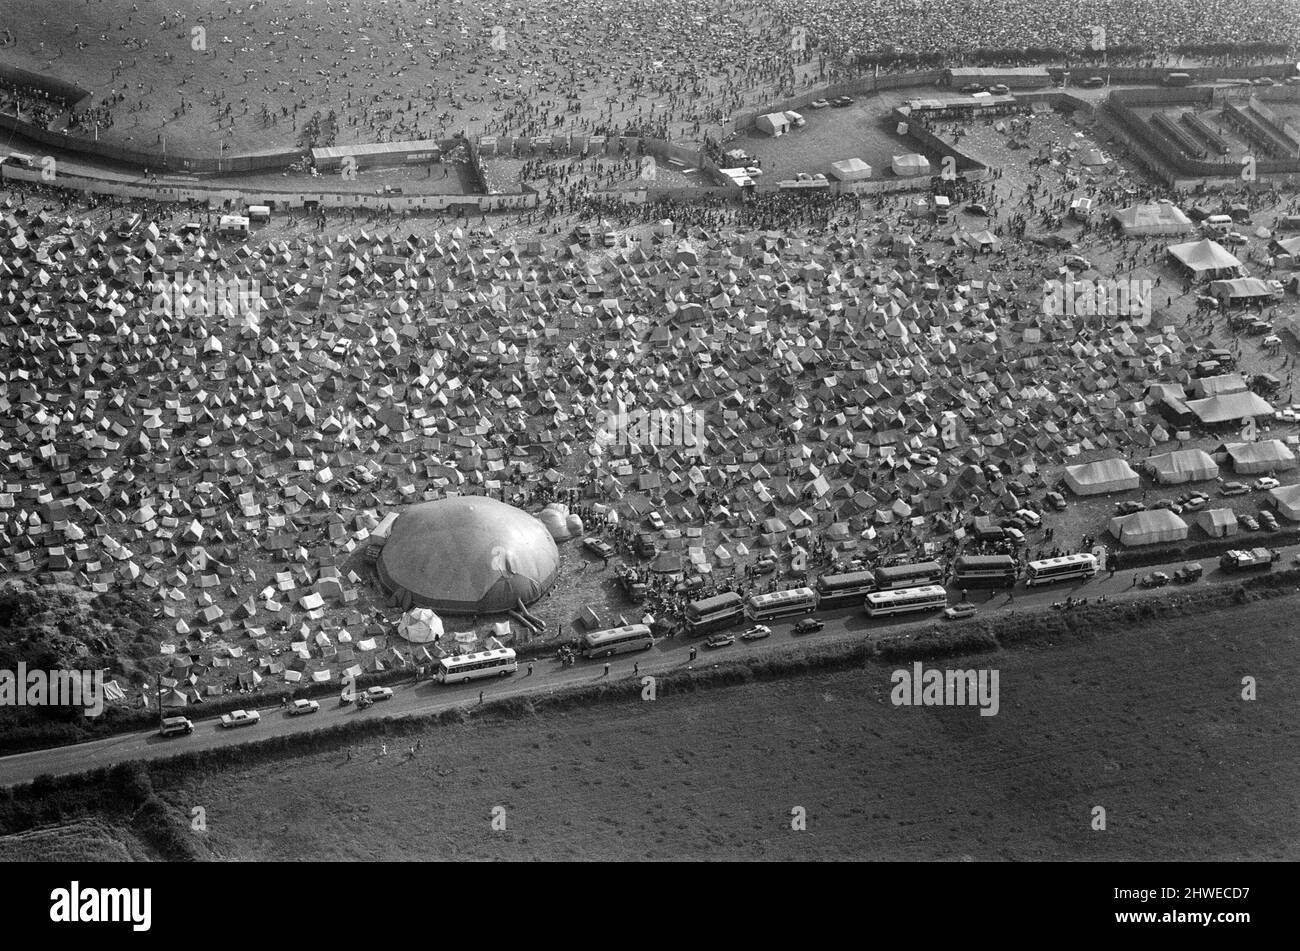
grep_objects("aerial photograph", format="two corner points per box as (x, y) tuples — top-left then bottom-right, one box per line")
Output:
(0, 0), (1295, 892)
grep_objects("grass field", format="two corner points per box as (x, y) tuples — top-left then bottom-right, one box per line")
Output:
(139, 594), (1300, 861)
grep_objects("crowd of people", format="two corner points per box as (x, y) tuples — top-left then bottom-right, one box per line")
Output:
(4, 0), (1297, 163)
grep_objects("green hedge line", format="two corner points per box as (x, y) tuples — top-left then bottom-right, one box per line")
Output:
(5, 573), (1300, 844)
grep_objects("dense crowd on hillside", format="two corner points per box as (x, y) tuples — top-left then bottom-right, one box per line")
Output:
(4, 0), (1297, 158)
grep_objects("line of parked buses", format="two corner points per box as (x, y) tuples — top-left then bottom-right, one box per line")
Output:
(433, 553), (1103, 678)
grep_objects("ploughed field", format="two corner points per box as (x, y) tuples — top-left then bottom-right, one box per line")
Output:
(159, 595), (1300, 860)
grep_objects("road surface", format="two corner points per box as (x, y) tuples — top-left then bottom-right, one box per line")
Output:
(1, 542), (1297, 787)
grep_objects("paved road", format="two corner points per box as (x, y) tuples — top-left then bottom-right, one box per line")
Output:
(2, 541), (1297, 787)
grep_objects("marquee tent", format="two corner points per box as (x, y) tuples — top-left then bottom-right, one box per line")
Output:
(1063, 457), (1140, 495)
(1269, 483), (1300, 520)
(1224, 439), (1298, 473)
(1166, 239), (1244, 282)
(1186, 391), (1274, 425)
(1209, 277), (1277, 306)
(1143, 448), (1218, 484)
(376, 497), (560, 614)
(1112, 202), (1194, 236)
(1108, 509), (1189, 546)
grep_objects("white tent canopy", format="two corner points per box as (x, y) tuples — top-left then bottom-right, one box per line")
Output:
(830, 157), (873, 182)
(891, 153), (932, 177)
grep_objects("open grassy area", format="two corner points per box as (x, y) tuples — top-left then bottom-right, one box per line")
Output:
(122, 593), (1300, 861)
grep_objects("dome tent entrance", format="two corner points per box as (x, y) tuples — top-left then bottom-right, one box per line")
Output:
(377, 497), (560, 615)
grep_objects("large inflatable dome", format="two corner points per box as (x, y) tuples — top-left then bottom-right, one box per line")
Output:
(376, 497), (559, 615)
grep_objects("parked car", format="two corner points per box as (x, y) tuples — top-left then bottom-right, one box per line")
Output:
(909, 451), (939, 467)
(1222, 231), (1248, 245)
(1064, 255), (1092, 271)
(741, 625), (772, 641)
(1220, 481), (1250, 496)
(583, 537), (615, 559)
(793, 618), (825, 634)
(1173, 562), (1203, 583)
(1081, 76), (1106, 88)
(831, 95), (854, 107)
(704, 634), (735, 649)
(1259, 510), (1279, 531)
(944, 603), (978, 620)
(364, 686), (394, 702)
(1241, 514), (1261, 531)
(1139, 571), (1170, 588)
(1015, 508), (1043, 528)
(646, 511), (665, 530)
(988, 83), (1010, 95)
(1045, 491), (1067, 511)
(753, 557), (777, 574)
(220, 709), (261, 729)
(1004, 527), (1026, 545)
(1182, 497), (1207, 512)
(160, 716), (194, 737)
(1115, 500), (1144, 515)
(287, 699), (320, 716)
(1151, 499), (1184, 514)
(1253, 477), (1280, 490)
(960, 83), (986, 94)
(809, 98), (830, 109)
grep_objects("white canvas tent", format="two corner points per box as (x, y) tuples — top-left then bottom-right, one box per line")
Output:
(1108, 509), (1189, 546)
(891, 153), (932, 177)
(1269, 483), (1300, 520)
(1226, 440), (1298, 473)
(757, 112), (792, 136)
(829, 158), (873, 182)
(1113, 202), (1194, 236)
(1197, 508), (1239, 537)
(1143, 448), (1218, 484)
(1063, 457), (1140, 496)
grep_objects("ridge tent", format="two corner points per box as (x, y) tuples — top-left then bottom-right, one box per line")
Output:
(757, 112), (792, 136)
(1197, 508), (1239, 537)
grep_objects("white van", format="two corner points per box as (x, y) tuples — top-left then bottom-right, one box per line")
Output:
(1204, 214), (1233, 235)
(247, 204), (271, 222)
(218, 214), (250, 237)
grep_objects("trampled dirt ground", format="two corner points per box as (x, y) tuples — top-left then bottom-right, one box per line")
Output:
(160, 595), (1300, 861)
